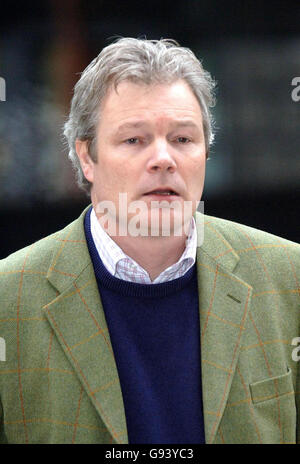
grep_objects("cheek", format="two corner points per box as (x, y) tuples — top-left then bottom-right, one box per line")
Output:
(189, 156), (206, 181)
(98, 158), (136, 194)
(186, 159), (206, 199)
(97, 156), (120, 180)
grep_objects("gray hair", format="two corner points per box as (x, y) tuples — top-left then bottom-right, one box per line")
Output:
(63, 37), (217, 193)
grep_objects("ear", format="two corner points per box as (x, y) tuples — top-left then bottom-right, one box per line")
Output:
(75, 139), (95, 183)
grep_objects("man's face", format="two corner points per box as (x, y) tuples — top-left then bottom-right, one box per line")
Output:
(77, 79), (206, 236)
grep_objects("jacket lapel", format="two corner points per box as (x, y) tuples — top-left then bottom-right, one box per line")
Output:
(195, 213), (252, 443)
(42, 207), (128, 444)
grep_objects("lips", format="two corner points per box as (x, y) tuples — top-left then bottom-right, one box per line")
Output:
(144, 187), (179, 196)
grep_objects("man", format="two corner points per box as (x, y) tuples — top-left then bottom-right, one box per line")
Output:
(0, 38), (300, 444)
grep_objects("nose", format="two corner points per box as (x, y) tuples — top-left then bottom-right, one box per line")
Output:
(146, 140), (177, 173)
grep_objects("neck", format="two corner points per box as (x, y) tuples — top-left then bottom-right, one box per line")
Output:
(112, 234), (187, 281)
(91, 193), (192, 281)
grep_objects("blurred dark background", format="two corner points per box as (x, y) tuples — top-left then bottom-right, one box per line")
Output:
(0, 0), (299, 259)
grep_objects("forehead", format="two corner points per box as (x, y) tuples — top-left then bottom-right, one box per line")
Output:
(98, 79), (203, 129)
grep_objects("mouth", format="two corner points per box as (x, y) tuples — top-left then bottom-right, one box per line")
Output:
(143, 188), (179, 197)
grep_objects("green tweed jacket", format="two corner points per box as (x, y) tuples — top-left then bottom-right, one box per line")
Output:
(0, 206), (300, 444)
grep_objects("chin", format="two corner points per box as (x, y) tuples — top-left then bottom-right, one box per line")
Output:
(148, 209), (189, 237)
(124, 204), (193, 238)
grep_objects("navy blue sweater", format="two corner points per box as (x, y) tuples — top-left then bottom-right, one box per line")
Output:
(84, 208), (205, 444)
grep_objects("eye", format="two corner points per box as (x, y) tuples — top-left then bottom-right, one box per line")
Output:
(176, 137), (191, 144)
(125, 137), (139, 145)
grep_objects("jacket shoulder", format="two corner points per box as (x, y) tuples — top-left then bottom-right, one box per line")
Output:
(201, 213), (300, 294)
(0, 213), (85, 277)
(203, 213), (300, 251)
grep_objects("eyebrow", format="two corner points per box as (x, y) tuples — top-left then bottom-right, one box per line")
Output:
(114, 120), (201, 135)
(169, 120), (201, 130)
(111, 121), (145, 138)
